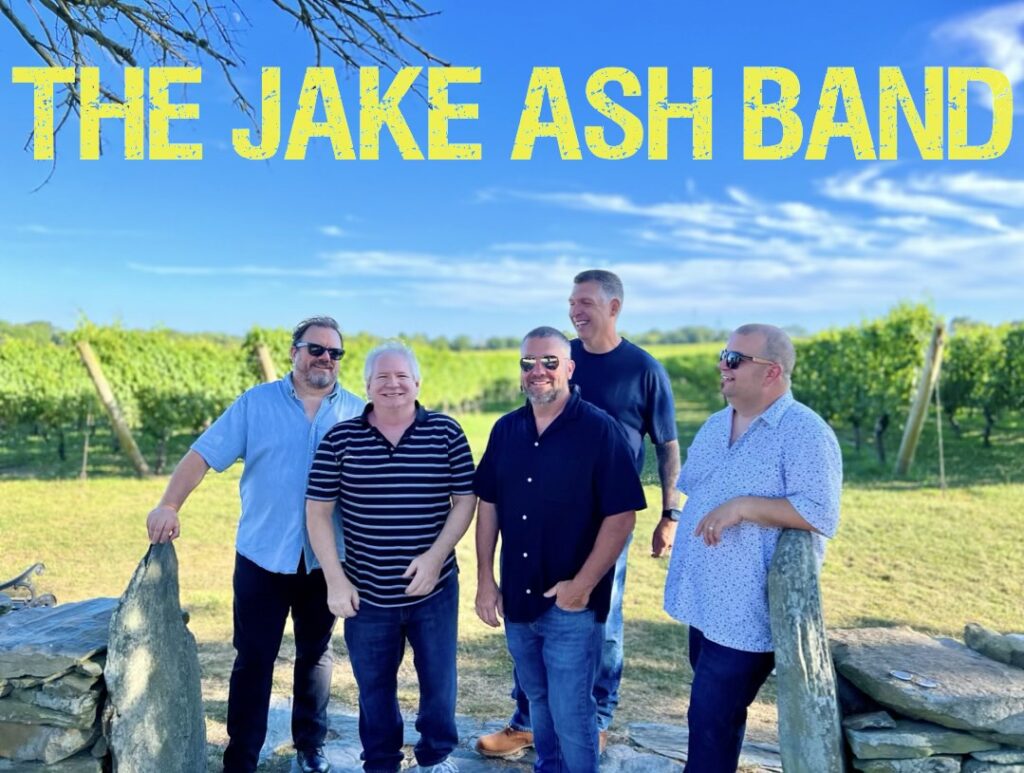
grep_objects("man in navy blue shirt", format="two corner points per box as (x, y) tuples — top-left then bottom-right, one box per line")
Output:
(475, 326), (646, 773)
(477, 270), (679, 758)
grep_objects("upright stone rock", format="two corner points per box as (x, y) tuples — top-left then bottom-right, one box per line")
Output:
(768, 528), (845, 773)
(104, 543), (205, 772)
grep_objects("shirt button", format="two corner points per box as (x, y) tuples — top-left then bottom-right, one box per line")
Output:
(526, 589), (532, 595)
(534, 441), (539, 447)
(527, 477), (532, 483)
(522, 552), (528, 558)
(522, 514), (528, 520)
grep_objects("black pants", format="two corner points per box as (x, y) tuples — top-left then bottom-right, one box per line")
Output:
(222, 553), (336, 773)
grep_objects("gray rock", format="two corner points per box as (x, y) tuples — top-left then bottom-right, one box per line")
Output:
(0, 749), (104, 771)
(851, 757), (961, 772)
(0, 599), (116, 680)
(965, 625), (1024, 670)
(846, 719), (999, 759)
(104, 543), (205, 773)
(972, 749), (1024, 763)
(0, 685), (8, 700)
(767, 529), (844, 773)
(0, 722), (98, 764)
(831, 627), (1024, 745)
(627, 722), (783, 770)
(0, 692), (98, 729)
(845, 712), (899, 731)
(963, 761), (1024, 773)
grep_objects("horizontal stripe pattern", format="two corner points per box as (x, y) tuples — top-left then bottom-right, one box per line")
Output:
(307, 408), (474, 607)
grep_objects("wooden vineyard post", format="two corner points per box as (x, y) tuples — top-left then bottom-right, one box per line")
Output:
(894, 323), (946, 477)
(76, 341), (151, 477)
(254, 343), (277, 382)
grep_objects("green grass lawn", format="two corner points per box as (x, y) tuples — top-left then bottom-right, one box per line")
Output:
(2, 401), (1022, 761)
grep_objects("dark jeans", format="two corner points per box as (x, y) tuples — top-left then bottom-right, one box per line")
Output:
(343, 579), (459, 773)
(222, 553), (336, 773)
(509, 536), (631, 733)
(684, 626), (775, 773)
(505, 605), (603, 773)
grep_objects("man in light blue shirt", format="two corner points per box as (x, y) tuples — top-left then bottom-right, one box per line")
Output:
(663, 324), (842, 773)
(147, 316), (364, 773)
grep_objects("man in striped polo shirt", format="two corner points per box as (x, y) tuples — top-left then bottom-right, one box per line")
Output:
(306, 341), (476, 773)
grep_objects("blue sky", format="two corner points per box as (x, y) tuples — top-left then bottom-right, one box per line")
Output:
(2, 1), (1023, 338)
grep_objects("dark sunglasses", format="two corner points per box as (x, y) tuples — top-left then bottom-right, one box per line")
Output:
(519, 355), (561, 372)
(719, 349), (776, 370)
(295, 342), (345, 361)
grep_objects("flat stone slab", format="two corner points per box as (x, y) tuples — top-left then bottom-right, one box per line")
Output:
(972, 748), (1024, 763)
(0, 599), (116, 680)
(105, 543), (205, 772)
(0, 750), (104, 771)
(844, 712), (898, 731)
(628, 722), (783, 771)
(831, 627), (1024, 745)
(846, 718), (999, 759)
(0, 722), (98, 765)
(851, 757), (961, 773)
(964, 761), (1024, 773)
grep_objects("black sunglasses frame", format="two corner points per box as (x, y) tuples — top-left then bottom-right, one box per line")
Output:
(295, 342), (346, 361)
(718, 349), (776, 370)
(519, 355), (561, 373)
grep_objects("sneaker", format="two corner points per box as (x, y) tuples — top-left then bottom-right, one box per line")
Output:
(475, 726), (534, 758)
(296, 746), (331, 773)
(599, 730), (608, 755)
(418, 759), (458, 773)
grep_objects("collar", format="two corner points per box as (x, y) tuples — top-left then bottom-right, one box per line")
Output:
(524, 385), (583, 424)
(359, 401), (428, 426)
(751, 391), (794, 428)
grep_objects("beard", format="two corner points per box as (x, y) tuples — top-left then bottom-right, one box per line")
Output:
(304, 368), (335, 389)
(526, 384), (563, 405)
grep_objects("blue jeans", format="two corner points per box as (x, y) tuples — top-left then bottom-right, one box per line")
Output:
(684, 627), (775, 773)
(343, 579), (459, 773)
(509, 536), (630, 733)
(505, 605), (603, 773)
(223, 553), (336, 773)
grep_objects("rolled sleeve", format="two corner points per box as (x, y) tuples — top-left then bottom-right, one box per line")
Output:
(784, 421), (842, 538)
(594, 422), (647, 517)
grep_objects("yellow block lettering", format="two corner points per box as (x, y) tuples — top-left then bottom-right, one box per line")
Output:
(149, 67), (202, 161)
(285, 67), (355, 161)
(743, 67), (802, 160)
(428, 67), (481, 160)
(511, 67), (581, 160)
(360, 67), (424, 160)
(806, 67), (876, 160)
(879, 67), (943, 160)
(584, 67), (644, 160)
(11, 66), (75, 161)
(949, 67), (1013, 160)
(79, 67), (146, 160)
(233, 67), (282, 160)
(648, 67), (712, 160)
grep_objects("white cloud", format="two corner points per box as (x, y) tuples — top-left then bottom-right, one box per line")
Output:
(319, 225), (347, 238)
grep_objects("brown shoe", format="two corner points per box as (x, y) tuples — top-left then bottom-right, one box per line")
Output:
(475, 726), (534, 758)
(599, 730), (608, 755)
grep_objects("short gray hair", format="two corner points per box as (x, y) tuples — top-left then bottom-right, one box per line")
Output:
(574, 269), (623, 304)
(364, 340), (421, 383)
(735, 323), (796, 382)
(521, 326), (571, 356)
(292, 316), (342, 346)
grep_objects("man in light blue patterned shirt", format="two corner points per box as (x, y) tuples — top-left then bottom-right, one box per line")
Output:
(663, 323), (842, 773)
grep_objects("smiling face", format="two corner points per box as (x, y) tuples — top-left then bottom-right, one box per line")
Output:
(719, 330), (774, 404)
(367, 351), (420, 411)
(520, 335), (574, 406)
(568, 280), (619, 345)
(290, 325), (341, 390)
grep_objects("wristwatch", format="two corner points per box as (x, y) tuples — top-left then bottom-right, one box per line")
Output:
(662, 508), (682, 522)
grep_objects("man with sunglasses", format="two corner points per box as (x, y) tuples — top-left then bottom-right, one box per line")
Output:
(475, 326), (646, 773)
(477, 269), (679, 759)
(663, 324), (842, 773)
(146, 316), (364, 773)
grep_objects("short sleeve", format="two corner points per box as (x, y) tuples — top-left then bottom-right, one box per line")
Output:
(473, 423), (502, 504)
(783, 417), (842, 538)
(191, 392), (248, 472)
(644, 361), (678, 446)
(306, 429), (344, 501)
(593, 420), (647, 517)
(446, 419), (476, 496)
